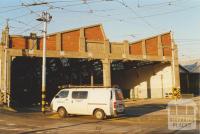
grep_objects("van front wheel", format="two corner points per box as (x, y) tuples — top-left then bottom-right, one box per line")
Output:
(58, 107), (67, 118)
(94, 109), (105, 120)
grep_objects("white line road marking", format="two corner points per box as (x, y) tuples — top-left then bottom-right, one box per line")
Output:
(7, 123), (16, 126)
(0, 127), (32, 131)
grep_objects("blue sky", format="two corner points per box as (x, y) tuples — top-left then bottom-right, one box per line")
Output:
(0, 0), (200, 60)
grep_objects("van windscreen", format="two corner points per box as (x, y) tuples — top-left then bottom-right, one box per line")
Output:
(115, 90), (124, 100)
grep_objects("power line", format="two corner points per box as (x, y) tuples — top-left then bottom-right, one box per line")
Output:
(0, 15), (31, 29)
(60, 0), (104, 8)
(21, 2), (48, 6)
(137, 0), (186, 8)
(130, 4), (200, 19)
(48, 0), (85, 4)
(17, 22), (43, 35)
(89, 13), (136, 24)
(0, 4), (21, 9)
(21, 2), (42, 16)
(115, 0), (158, 33)
(0, 7), (24, 14)
(2, 1), (102, 35)
(176, 39), (200, 41)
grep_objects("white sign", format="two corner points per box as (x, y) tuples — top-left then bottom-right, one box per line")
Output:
(168, 99), (197, 130)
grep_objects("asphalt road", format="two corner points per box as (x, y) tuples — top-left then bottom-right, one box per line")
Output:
(0, 97), (199, 134)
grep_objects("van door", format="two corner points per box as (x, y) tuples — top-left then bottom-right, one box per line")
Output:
(70, 91), (88, 115)
(53, 90), (69, 110)
(114, 89), (125, 113)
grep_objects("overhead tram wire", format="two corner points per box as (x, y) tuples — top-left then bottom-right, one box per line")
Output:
(36, 0), (68, 12)
(69, 0), (126, 23)
(44, 0), (83, 4)
(0, 3), (46, 29)
(21, 2), (42, 17)
(25, 0), (115, 13)
(3, 0), (198, 23)
(83, 0), (94, 13)
(33, 0), (102, 9)
(0, 7), (25, 14)
(59, 0), (104, 8)
(17, 22), (43, 35)
(176, 38), (200, 41)
(20, 0), (105, 13)
(130, 4), (200, 19)
(40, 0), (118, 15)
(115, 0), (158, 33)
(0, 0), (109, 36)
(0, 0), (106, 13)
(7, 0), (103, 35)
(137, 0), (186, 8)
(0, 15), (30, 30)
(0, 4), (21, 9)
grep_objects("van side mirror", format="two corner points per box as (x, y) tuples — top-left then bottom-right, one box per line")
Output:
(55, 95), (59, 98)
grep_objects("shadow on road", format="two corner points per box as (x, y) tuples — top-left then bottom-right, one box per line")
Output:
(125, 103), (167, 117)
(20, 120), (103, 134)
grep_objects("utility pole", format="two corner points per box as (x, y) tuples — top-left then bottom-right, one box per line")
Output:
(4, 19), (9, 106)
(36, 12), (52, 114)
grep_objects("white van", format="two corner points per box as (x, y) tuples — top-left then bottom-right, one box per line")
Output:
(50, 88), (125, 120)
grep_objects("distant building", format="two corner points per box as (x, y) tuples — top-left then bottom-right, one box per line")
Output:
(180, 64), (200, 95)
(184, 61), (200, 73)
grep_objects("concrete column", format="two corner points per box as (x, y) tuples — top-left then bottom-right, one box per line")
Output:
(0, 53), (3, 104)
(90, 71), (94, 86)
(0, 25), (10, 104)
(171, 44), (180, 89)
(102, 58), (111, 87)
(0, 51), (11, 105)
(157, 35), (163, 58)
(28, 33), (37, 50)
(79, 28), (86, 52)
(6, 55), (11, 107)
(142, 40), (147, 59)
(0, 58), (1, 89)
(5, 25), (9, 48)
(0, 48), (5, 104)
(174, 45), (180, 88)
(0, 30), (5, 103)
(56, 33), (61, 51)
(104, 39), (110, 54)
(123, 40), (129, 58)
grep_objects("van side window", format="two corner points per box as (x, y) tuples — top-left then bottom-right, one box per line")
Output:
(58, 90), (69, 98)
(72, 91), (88, 99)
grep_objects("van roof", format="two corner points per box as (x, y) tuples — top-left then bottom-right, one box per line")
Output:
(58, 85), (119, 89)
(60, 87), (118, 91)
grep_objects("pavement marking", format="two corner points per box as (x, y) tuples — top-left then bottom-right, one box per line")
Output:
(7, 123), (16, 126)
(0, 127), (29, 131)
(7, 128), (28, 131)
(53, 127), (128, 133)
(0, 127), (8, 130)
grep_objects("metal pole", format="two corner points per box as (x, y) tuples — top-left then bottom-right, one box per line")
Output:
(4, 20), (9, 106)
(41, 12), (47, 114)
(36, 11), (51, 114)
(172, 42), (176, 88)
(171, 32), (176, 89)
